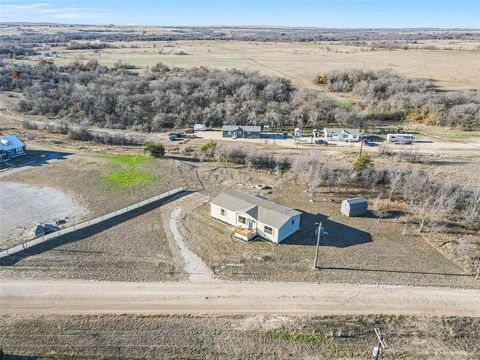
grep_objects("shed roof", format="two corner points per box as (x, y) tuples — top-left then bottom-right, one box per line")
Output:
(0, 135), (26, 151)
(343, 197), (368, 208)
(210, 190), (301, 228)
(222, 125), (261, 132)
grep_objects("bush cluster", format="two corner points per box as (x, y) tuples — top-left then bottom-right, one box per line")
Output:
(323, 70), (480, 130)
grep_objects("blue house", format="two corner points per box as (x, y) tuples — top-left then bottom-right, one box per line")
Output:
(222, 125), (261, 139)
(0, 135), (27, 162)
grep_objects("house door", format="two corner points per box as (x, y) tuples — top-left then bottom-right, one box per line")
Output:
(247, 220), (256, 230)
(236, 129), (244, 138)
(232, 130), (237, 139)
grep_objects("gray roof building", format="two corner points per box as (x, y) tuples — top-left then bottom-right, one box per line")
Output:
(222, 125), (261, 132)
(210, 190), (301, 229)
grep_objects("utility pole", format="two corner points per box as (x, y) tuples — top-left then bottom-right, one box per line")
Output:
(314, 222), (322, 269)
(372, 328), (388, 359)
(359, 138), (364, 156)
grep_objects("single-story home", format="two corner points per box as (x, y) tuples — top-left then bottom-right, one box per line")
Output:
(222, 125), (261, 139)
(341, 197), (368, 217)
(210, 190), (301, 243)
(324, 128), (360, 142)
(0, 135), (26, 162)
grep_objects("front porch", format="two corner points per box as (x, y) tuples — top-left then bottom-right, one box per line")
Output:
(234, 226), (257, 241)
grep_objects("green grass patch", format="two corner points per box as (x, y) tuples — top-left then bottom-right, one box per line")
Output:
(263, 330), (330, 346)
(107, 154), (152, 167)
(103, 170), (156, 188)
(336, 99), (353, 109)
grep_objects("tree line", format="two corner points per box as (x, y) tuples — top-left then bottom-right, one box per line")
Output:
(317, 70), (480, 130)
(2, 59), (478, 131)
(1, 59), (365, 130)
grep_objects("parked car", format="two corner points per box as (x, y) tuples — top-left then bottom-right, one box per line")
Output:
(314, 139), (327, 145)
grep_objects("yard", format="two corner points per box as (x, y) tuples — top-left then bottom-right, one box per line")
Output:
(181, 166), (478, 288)
(0, 151), (195, 281)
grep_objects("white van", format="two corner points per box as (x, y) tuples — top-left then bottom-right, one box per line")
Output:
(387, 133), (415, 144)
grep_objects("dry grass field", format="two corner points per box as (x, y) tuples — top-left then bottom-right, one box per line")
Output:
(180, 165), (478, 288)
(1, 314), (478, 359)
(40, 40), (480, 91)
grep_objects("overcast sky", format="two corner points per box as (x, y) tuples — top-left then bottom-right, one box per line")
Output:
(1, 0), (479, 28)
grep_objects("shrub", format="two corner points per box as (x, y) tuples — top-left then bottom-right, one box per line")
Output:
(353, 154), (374, 172)
(144, 142), (165, 157)
(23, 119), (38, 130)
(200, 141), (217, 156)
(68, 127), (93, 141)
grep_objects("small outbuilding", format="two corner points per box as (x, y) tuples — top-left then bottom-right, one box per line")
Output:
(341, 197), (368, 217)
(294, 128), (302, 137)
(0, 135), (26, 162)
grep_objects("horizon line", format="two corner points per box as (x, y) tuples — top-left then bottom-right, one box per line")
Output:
(1, 21), (479, 31)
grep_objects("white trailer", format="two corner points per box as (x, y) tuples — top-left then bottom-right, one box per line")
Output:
(387, 133), (415, 144)
(194, 124), (207, 131)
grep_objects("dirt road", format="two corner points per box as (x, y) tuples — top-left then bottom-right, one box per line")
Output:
(1, 279), (479, 317)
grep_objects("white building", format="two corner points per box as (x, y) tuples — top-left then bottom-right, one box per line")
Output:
(210, 190), (301, 243)
(324, 128), (360, 142)
(193, 124), (207, 131)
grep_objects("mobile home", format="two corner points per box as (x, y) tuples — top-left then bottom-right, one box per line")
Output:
(210, 190), (301, 243)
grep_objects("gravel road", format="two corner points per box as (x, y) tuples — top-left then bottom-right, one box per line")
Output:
(1, 279), (478, 317)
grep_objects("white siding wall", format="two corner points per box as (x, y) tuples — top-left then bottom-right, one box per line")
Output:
(278, 214), (301, 242)
(210, 203), (237, 226)
(257, 220), (279, 243)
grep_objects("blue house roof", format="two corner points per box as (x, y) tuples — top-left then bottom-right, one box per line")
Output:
(0, 135), (26, 151)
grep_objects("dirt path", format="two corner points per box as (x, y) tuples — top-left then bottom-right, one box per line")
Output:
(1, 279), (479, 317)
(169, 206), (214, 282)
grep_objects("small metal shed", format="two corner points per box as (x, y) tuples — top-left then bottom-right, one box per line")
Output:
(341, 197), (368, 217)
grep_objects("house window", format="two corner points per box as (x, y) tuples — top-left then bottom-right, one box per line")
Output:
(220, 209), (226, 216)
(291, 219), (295, 225)
(264, 225), (273, 235)
(238, 216), (247, 225)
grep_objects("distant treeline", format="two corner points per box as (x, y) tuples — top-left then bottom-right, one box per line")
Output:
(1, 26), (479, 45)
(1, 59), (478, 130)
(0, 60), (364, 131)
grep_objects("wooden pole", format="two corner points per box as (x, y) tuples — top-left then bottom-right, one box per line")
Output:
(359, 137), (364, 156)
(314, 222), (322, 269)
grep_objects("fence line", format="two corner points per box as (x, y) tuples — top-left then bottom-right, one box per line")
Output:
(0, 187), (185, 259)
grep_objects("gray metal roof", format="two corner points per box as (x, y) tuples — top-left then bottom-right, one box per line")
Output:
(0, 135), (26, 151)
(324, 128), (360, 136)
(222, 125), (261, 132)
(210, 190), (301, 228)
(342, 197), (368, 208)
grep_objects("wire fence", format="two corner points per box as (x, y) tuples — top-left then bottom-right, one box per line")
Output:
(0, 187), (185, 259)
